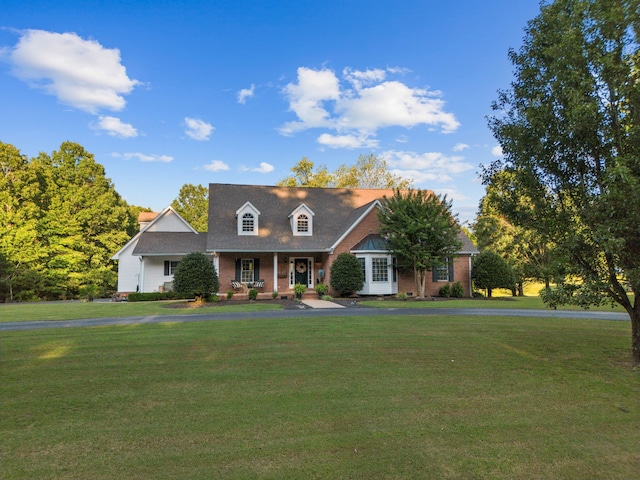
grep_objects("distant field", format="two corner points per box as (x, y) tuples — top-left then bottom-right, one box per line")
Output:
(2, 314), (638, 479)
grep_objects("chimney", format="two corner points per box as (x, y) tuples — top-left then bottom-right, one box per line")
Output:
(137, 211), (159, 231)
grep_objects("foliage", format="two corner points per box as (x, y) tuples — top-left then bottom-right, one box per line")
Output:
(396, 292), (408, 301)
(329, 253), (364, 297)
(315, 283), (329, 295)
(378, 189), (462, 298)
(171, 183), (208, 232)
(227, 290), (234, 299)
(127, 291), (179, 302)
(272, 291), (279, 299)
(248, 288), (258, 301)
(471, 251), (515, 298)
(293, 283), (307, 295)
(438, 284), (451, 298)
(0, 141), (138, 301)
(484, 0), (640, 363)
(451, 281), (465, 298)
(172, 252), (219, 299)
(277, 154), (412, 189)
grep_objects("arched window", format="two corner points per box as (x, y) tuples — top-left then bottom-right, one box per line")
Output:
(297, 214), (309, 233)
(242, 213), (254, 232)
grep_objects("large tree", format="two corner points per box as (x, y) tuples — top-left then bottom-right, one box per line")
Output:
(378, 189), (462, 299)
(485, 0), (640, 363)
(171, 183), (208, 232)
(278, 154), (412, 189)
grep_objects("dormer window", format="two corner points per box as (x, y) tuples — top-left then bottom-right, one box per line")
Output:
(289, 203), (314, 236)
(236, 202), (260, 236)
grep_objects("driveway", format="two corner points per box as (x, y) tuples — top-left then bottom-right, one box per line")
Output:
(0, 306), (628, 332)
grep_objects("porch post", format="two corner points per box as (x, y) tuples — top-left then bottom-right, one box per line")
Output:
(273, 253), (278, 293)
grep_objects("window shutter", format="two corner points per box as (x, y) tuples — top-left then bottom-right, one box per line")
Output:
(164, 261), (170, 276)
(448, 257), (454, 281)
(235, 259), (241, 281)
(254, 258), (260, 281)
(432, 268), (438, 282)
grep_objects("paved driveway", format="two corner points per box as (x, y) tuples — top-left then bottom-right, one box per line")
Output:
(0, 307), (628, 332)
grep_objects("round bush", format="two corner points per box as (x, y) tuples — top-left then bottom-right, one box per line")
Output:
(330, 253), (364, 297)
(173, 252), (219, 299)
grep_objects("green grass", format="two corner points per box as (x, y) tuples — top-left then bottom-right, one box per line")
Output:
(2, 315), (639, 479)
(0, 300), (284, 323)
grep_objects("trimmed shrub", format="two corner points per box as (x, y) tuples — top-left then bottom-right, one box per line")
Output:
(451, 281), (465, 298)
(330, 253), (364, 297)
(173, 252), (219, 299)
(248, 288), (258, 301)
(438, 284), (451, 297)
(127, 291), (178, 302)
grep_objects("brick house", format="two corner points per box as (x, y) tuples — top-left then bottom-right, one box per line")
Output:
(112, 183), (478, 297)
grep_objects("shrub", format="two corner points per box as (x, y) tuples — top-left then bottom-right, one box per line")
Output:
(227, 290), (234, 300)
(248, 288), (258, 301)
(471, 250), (515, 298)
(330, 253), (364, 297)
(272, 291), (278, 299)
(451, 281), (465, 298)
(173, 252), (219, 299)
(396, 292), (408, 301)
(322, 295), (333, 301)
(127, 291), (178, 302)
(438, 284), (451, 297)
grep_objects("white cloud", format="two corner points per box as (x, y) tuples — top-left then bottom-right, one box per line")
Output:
(237, 84), (255, 104)
(381, 149), (474, 186)
(95, 116), (138, 138)
(203, 160), (230, 172)
(491, 145), (503, 157)
(317, 133), (379, 149)
(279, 66), (459, 146)
(114, 152), (173, 163)
(453, 143), (469, 152)
(7, 29), (140, 113)
(184, 117), (214, 141)
(251, 162), (275, 174)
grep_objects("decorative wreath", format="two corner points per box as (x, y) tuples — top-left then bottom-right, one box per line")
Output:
(296, 262), (307, 273)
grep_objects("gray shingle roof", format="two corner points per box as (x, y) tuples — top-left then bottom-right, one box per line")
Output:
(133, 232), (206, 255)
(206, 184), (395, 252)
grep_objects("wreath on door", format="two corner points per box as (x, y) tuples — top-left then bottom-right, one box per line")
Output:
(296, 262), (307, 274)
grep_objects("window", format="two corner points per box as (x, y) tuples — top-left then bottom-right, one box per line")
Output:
(297, 214), (309, 233)
(372, 257), (388, 282)
(241, 258), (254, 283)
(164, 261), (179, 276)
(434, 257), (452, 282)
(358, 257), (366, 283)
(242, 213), (254, 232)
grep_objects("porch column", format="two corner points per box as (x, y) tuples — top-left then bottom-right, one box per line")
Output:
(273, 252), (278, 293)
(138, 256), (145, 293)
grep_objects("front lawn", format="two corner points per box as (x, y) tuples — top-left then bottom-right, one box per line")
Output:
(2, 315), (638, 479)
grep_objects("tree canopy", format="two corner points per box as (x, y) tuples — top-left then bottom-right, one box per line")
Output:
(172, 252), (219, 300)
(278, 154), (413, 189)
(171, 183), (208, 232)
(484, 0), (640, 363)
(0, 141), (139, 301)
(378, 189), (462, 299)
(471, 250), (516, 298)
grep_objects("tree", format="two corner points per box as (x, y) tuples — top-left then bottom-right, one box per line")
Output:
(277, 155), (413, 189)
(172, 252), (219, 300)
(171, 183), (208, 232)
(485, 0), (640, 363)
(471, 250), (516, 298)
(377, 189), (462, 299)
(330, 253), (364, 297)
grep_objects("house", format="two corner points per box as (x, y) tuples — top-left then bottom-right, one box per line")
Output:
(112, 184), (478, 297)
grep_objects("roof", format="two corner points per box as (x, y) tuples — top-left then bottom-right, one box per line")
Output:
(138, 211), (159, 223)
(351, 234), (390, 251)
(206, 184), (401, 252)
(132, 232), (206, 256)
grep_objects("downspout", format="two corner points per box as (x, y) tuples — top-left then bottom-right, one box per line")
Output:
(468, 256), (473, 298)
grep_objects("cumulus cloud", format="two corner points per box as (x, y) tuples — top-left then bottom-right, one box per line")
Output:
(203, 160), (230, 172)
(95, 116), (138, 138)
(382, 149), (474, 184)
(237, 84), (255, 104)
(491, 145), (504, 157)
(184, 117), (214, 141)
(279, 66), (459, 147)
(240, 162), (275, 174)
(317, 133), (379, 149)
(453, 143), (469, 152)
(6, 29), (140, 113)
(113, 152), (173, 163)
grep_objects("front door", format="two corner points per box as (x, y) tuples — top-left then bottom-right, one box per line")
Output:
(294, 258), (309, 286)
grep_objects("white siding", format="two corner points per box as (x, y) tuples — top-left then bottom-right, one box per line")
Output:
(146, 210), (193, 232)
(142, 256), (183, 293)
(115, 241), (141, 293)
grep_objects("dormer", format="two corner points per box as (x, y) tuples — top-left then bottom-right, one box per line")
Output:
(289, 203), (314, 236)
(236, 202), (260, 236)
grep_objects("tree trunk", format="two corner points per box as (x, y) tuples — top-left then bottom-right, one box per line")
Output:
(487, 288), (492, 298)
(631, 309), (640, 367)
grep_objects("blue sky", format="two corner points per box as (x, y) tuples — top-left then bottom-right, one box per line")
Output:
(0, 0), (542, 225)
